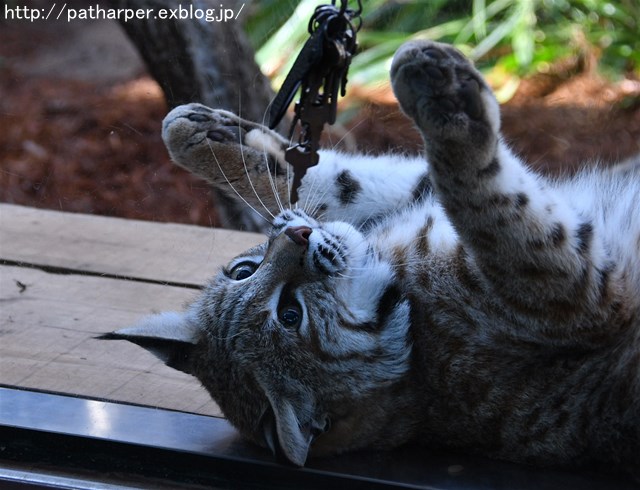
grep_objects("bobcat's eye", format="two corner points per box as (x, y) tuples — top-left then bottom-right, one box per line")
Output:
(228, 262), (258, 280)
(278, 304), (302, 329)
(277, 284), (303, 329)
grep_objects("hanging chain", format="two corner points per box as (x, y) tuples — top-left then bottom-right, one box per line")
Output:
(268, 0), (362, 203)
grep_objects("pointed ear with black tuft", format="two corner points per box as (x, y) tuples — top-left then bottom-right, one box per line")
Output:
(99, 311), (201, 375)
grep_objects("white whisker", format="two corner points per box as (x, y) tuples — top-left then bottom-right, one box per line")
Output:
(236, 90), (277, 220)
(331, 119), (366, 151)
(303, 171), (325, 216)
(286, 149), (292, 211)
(238, 134), (276, 221)
(305, 176), (333, 218)
(205, 139), (271, 225)
(264, 146), (286, 214)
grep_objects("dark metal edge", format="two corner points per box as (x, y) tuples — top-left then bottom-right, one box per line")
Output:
(1, 387), (636, 490)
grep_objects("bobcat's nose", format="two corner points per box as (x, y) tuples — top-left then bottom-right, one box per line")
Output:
(284, 226), (312, 247)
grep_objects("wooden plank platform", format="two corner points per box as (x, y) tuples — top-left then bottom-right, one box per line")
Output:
(0, 203), (263, 415)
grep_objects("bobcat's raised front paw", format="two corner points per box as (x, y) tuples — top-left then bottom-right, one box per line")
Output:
(390, 41), (500, 152)
(161, 103), (291, 221)
(162, 103), (288, 174)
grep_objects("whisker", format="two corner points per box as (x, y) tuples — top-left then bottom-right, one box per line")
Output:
(331, 119), (366, 151)
(286, 147), (292, 211)
(238, 134), (276, 221)
(303, 171), (325, 216)
(236, 91), (278, 220)
(300, 163), (320, 214)
(257, 103), (287, 215)
(205, 139), (271, 225)
(306, 176), (334, 218)
(264, 146), (286, 214)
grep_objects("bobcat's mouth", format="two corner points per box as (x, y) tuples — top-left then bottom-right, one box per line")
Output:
(271, 210), (366, 278)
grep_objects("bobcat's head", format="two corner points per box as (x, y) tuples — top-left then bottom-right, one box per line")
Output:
(109, 209), (414, 466)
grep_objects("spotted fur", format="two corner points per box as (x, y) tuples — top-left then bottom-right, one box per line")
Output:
(110, 41), (640, 478)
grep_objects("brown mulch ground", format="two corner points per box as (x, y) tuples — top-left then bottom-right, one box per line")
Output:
(1, 19), (639, 228)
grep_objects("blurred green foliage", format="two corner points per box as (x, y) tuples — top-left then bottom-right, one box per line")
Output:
(244, 0), (639, 94)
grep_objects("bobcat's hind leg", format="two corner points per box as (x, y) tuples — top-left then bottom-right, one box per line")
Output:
(162, 103), (292, 228)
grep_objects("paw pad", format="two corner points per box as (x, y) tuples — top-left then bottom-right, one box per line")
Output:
(390, 40), (499, 144)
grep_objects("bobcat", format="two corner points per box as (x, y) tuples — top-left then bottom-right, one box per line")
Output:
(108, 41), (640, 477)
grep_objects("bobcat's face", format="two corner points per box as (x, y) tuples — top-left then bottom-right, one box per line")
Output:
(190, 209), (413, 465)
